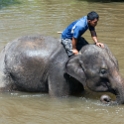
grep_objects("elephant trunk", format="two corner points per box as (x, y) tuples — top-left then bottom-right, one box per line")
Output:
(116, 78), (124, 104)
(110, 70), (124, 104)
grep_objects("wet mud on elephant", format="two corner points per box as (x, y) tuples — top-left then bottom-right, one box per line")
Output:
(0, 35), (124, 104)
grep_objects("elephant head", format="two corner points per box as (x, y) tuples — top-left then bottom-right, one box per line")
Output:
(66, 44), (124, 104)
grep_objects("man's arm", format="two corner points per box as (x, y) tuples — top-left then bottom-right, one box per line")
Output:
(72, 37), (79, 55)
(90, 30), (104, 48)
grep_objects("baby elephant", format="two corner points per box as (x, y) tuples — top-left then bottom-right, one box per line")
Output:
(0, 35), (124, 105)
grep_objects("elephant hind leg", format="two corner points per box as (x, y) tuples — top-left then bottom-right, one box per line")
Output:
(2, 72), (48, 92)
(0, 73), (18, 92)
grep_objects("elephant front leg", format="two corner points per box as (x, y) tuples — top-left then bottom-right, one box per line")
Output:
(48, 73), (71, 97)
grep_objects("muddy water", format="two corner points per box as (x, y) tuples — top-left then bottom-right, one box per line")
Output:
(0, 0), (124, 123)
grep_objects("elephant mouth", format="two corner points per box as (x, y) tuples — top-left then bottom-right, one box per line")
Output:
(100, 78), (117, 94)
(101, 78), (110, 87)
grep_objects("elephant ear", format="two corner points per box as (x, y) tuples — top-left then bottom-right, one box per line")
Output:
(65, 55), (86, 86)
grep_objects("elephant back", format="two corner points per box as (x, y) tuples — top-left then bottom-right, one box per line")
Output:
(2, 35), (64, 91)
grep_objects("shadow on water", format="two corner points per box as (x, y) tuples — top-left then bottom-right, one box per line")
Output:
(0, 0), (21, 9)
(77, 0), (124, 2)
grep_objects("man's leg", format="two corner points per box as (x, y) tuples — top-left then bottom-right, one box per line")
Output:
(61, 39), (74, 57)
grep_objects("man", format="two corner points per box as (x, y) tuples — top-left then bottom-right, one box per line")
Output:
(61, 11), (104, 57)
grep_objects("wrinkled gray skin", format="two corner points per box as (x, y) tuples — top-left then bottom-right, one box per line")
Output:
(0, 35), (124, 104)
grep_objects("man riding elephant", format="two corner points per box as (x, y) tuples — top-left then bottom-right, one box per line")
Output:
(61, 11), (104, 57)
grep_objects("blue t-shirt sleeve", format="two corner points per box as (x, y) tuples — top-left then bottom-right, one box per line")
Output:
(89, 26), (95, 31)
(72, 26), (82, 39)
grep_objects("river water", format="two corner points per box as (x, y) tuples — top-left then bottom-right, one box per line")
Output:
(0, 0), (124, 123)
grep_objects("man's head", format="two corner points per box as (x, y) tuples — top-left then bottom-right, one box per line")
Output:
(87, 11), (99, 27)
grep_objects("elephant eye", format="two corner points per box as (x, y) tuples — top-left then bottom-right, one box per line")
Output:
(100, 68), (107, 75)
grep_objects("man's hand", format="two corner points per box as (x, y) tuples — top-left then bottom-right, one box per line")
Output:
(72, 49), (79, 55)
(95, 42), (104, 48)
(90, 31), (104, 48)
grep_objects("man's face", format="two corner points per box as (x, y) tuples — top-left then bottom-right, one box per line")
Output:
(88, 18), (98, 27)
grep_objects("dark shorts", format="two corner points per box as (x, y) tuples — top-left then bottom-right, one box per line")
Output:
(61, 37), (89, 57)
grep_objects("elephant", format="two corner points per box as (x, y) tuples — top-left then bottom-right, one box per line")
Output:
(0, 34), (124, 104)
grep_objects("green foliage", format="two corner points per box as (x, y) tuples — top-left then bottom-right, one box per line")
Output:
(78, 0), (124, 2)
(0, 0), (20, 9)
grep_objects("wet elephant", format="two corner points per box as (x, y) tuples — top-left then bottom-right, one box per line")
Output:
(0, 35), (124, 104)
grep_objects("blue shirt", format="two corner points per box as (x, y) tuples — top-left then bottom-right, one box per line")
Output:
(61, 16), (94, 39)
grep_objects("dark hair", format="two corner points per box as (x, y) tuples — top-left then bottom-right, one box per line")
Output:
(87, 11), (99, 21)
